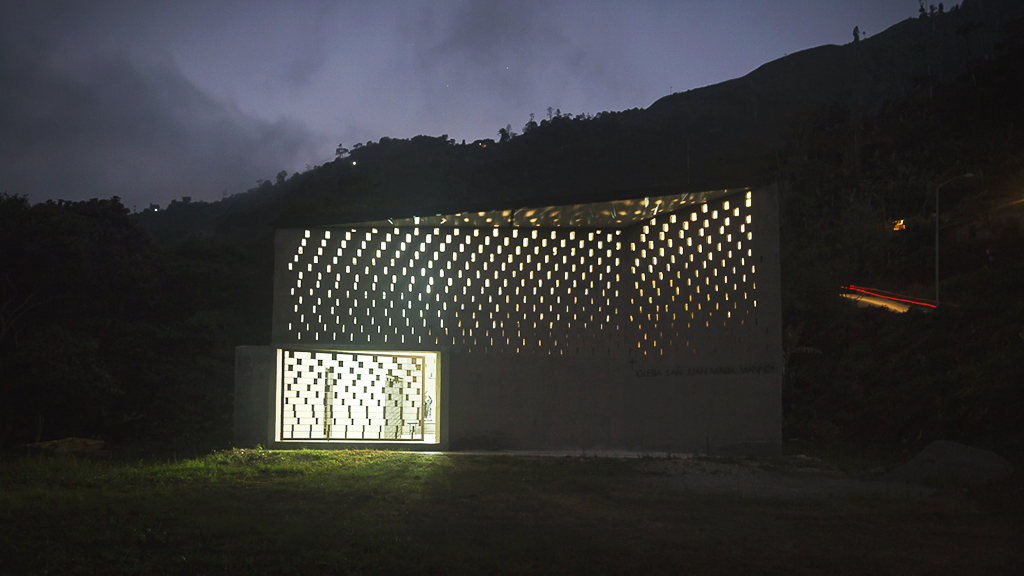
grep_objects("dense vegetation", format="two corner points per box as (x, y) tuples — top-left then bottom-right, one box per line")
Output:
(0, 195), (273, 451)
(779, 15), (1024, 454)
(1, 3), (1021, 457)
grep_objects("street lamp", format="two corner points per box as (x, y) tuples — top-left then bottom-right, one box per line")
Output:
(935, 173), (974, 304)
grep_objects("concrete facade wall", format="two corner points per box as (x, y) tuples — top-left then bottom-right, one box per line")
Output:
(233, 346), (277, 448)
(235, 186), (783, 454)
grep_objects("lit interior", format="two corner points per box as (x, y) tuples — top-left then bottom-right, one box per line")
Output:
(358, 188), (736, 229)
(278, 349), (439, 443)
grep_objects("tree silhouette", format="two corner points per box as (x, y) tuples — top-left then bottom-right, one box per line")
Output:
(524, 113), (538, 133)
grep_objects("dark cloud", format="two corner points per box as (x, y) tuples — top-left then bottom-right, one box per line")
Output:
(403, 0), (601, 105)
(278, 2), (331, 88)
(429, 0), (561, 67)
(0, 2), (319, 207)
(281, 42), (326, 88)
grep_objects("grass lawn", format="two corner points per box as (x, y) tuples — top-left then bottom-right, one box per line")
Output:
(0, 448), (1020, 575)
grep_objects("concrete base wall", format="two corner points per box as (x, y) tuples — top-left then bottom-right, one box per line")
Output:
(447, 352), (780, 455)
(235, 345), (781, 455)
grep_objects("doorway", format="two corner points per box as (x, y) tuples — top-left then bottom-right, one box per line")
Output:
(277, 349), (439, 443)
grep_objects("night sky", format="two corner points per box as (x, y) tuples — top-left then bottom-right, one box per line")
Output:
(1, 1), (914, 209)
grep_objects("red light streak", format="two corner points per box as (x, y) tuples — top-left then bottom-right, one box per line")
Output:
(840, 285), (937, 308)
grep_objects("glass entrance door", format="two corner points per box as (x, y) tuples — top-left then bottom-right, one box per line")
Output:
(278, 350), (438, 443)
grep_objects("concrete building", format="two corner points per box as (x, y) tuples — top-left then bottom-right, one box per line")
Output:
(235, 186), (783, 454)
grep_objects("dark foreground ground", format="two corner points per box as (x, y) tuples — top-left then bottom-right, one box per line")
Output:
(0, 447), (1020, 575)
